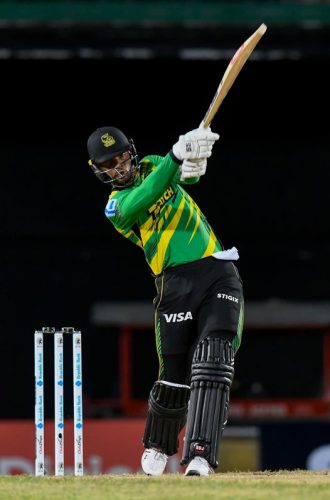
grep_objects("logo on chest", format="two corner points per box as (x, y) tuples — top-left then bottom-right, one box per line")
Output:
(148, 186), (175, 218)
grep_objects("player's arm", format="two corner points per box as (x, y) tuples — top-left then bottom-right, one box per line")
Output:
(108, 128), (219, 227)
(180, 175), (200, 185)
(110, 153), (180, 228)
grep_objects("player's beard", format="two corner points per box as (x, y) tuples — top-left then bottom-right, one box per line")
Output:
(113, 162), (137, 187)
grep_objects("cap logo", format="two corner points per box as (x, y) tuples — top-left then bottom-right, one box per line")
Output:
(101, 133), (116, 148)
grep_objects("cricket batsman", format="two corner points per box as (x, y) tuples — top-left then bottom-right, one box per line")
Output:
(86, 125), (244, 476)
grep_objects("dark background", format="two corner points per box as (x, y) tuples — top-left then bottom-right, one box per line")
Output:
(1, 1), (329, 418)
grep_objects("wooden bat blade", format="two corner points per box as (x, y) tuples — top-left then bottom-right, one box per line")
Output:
(200, 23), (267, 129)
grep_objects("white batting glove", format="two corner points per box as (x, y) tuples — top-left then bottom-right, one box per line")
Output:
(180, 158), (207, 180)
(172, 128), (219, 161)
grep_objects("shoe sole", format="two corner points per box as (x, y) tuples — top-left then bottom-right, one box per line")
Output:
(185, 470), (202, 476)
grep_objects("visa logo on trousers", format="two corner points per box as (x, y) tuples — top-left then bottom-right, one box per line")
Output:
(163, 312), (193, 323)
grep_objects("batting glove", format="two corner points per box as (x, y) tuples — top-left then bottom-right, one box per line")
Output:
(180, 158), (207, 180)
(172, 128), (219, 162)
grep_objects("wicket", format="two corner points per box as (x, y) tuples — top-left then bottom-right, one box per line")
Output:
(34, 327), (83, 476)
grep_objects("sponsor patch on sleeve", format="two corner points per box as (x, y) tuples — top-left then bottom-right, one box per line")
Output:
(105, 199), (118, 218)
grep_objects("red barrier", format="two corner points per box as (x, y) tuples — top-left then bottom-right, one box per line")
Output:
(0, 419), (184, 475)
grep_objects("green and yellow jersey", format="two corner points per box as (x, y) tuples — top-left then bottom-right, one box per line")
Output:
(105, 153), (222, 275)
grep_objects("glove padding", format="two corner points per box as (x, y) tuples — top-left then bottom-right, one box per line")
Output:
(180, 158), (207, 180)
(172, 128), (219, 161)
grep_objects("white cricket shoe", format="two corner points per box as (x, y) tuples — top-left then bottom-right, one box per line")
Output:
(184, 456), (215, 476)
(141, 448), (168, 476)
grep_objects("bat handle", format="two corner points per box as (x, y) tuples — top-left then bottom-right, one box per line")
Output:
(199, 120), (209, 129)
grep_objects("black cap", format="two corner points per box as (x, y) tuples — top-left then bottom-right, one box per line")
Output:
(87, 126), (131, 164)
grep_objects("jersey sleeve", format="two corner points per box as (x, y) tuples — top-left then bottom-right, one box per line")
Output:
(178, 175), (200, 185)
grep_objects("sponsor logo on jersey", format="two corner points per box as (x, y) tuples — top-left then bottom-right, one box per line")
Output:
(163, 312), (193, 323)
(217, 293), (239, 303)
(148, 186), (175, 218)
(105, 199), (117, 217)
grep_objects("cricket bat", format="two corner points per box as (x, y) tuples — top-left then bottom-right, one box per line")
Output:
(200, 23), (267, 129)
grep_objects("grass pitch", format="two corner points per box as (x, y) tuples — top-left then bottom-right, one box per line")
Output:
(0, 471), (329, 500)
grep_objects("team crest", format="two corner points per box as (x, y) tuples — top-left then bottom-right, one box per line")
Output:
(101, 133), (116, 148)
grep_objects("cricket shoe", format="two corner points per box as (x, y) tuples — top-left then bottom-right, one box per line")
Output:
(184, 456), (215, 477)
(141, 448), (168, 476)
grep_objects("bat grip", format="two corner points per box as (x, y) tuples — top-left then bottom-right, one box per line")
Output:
(199, 120), (209, 130)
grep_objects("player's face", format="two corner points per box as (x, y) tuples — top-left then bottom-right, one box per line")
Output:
(99, 151), (132, 183)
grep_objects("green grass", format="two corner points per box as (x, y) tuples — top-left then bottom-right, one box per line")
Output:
(0, 471), (329, 500)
